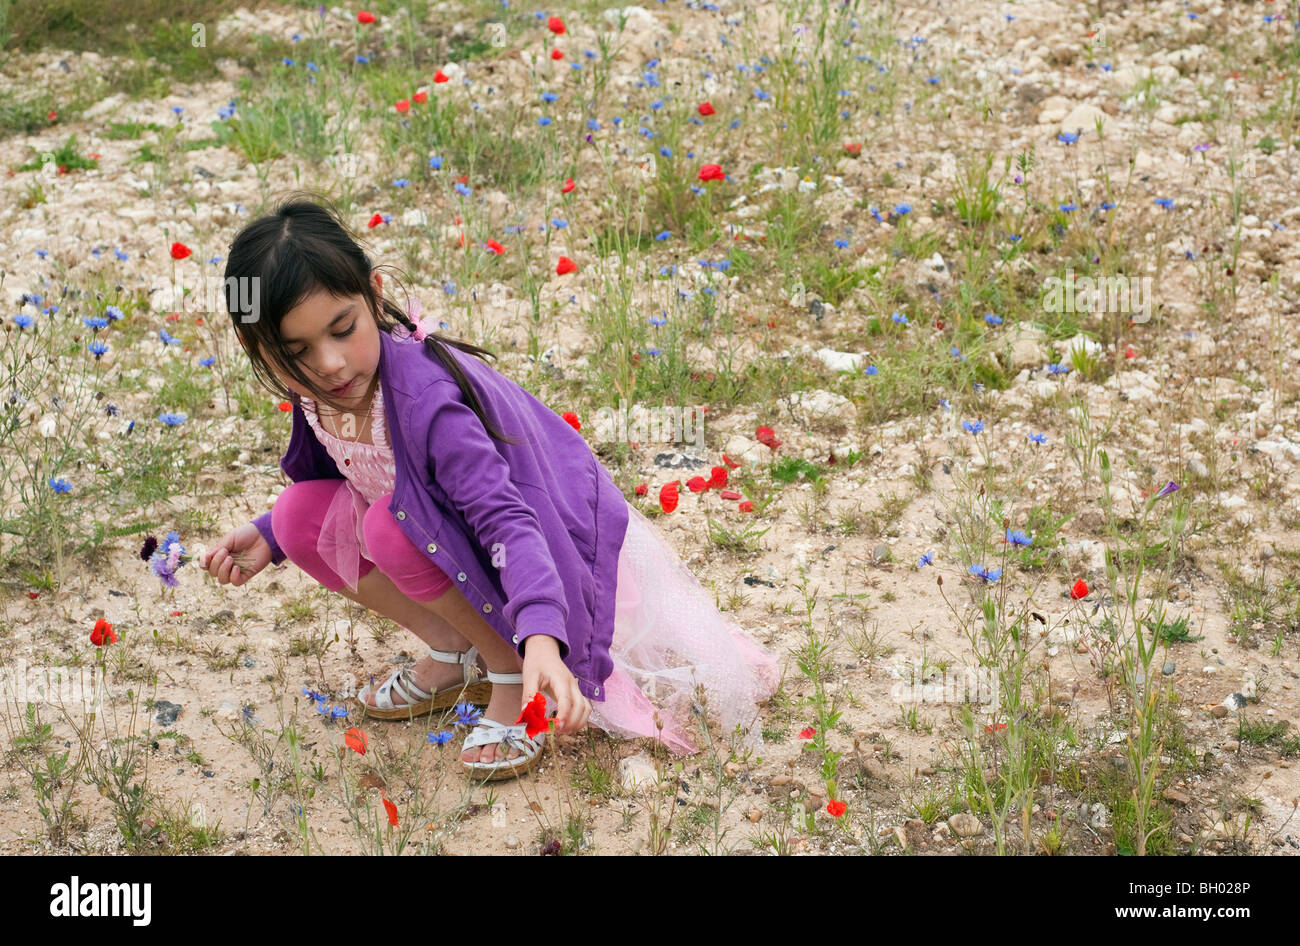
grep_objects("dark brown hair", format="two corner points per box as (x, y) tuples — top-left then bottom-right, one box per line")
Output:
(223, 192), (517, 444)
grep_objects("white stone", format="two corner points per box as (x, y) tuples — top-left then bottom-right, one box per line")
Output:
(618, 753), (661, 792)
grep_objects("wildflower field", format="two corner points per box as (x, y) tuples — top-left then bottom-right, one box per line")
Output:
(1, 0), (1299, 856)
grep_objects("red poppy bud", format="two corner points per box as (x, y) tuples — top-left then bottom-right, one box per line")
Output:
(357, 10), (376, 24)
(634, 483), (648, 496)
(413, 90), (428, 104)
(697, 163), (725, 182)
(844, 142), (862, 155)
(561, 177), (576, 193)
(367, 213), (384, 228)
(395, 99), (410, 114)
(1069, 578), (1089, 600)
(561, 411), (580, 430)
(27, 592), (39, 599)
(434, 69), (449, 83)
(485, 239), (505, 255)
(738, 500), (754, 513)
(547, 16), (566, 34)
(169, 242), (192, 260)
(1124, 347), (1136, 358)
(659, 481), (680, 514)
(556, 256), (577, 275)
(698, 102), (715, 116)
(48, 110), (58, 121)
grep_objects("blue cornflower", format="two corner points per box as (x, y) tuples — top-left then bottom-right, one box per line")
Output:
(1006, 529), (1033, 547)
(105, 404), (118, 417)
(1008, 234), (1021, 242)
(729, 119), (740, 130)
(864, 365), (878, 376)
(925, 76), (939, 84)
(690, 185), (706, 196)
(199, 356), (216, 367)
(13, 314), (34, 330)
(541, 91), (558, 102)
(659, 265), (676, 276)
(551, 218), (567, 228)
(306, 62), (318, 72)
(1059, 202), (1078, 212)
(659, 146), (672, 158)
(1153, 197), (1175, 210)
(282, 57), (294, 67)
(962, 419), (985, 435)
(984, 313), (1002, 325)
(870, 207), (883, 223)
(891, 312), (908, 324)
(938, 398), (951, 410)
(649, 315), (667, 327)
(950, 346), (961, 357)
(894, 203), (912, 216)
(301, 687), (324, 702)
(159, 329), (181, 345)
(35, 249), (48, 260)
(537, 116), (552, 126)
(454, 701), (482, 726)
(49, 478), (73, 493)
(393, 178), (410, 188)
(443, 281), (457, 295)
(833, 239), (850, 250)
(655, 230), (671, 241)
(355, 55), (370, 64)
(647, 347), (662, 357)
(1028, 432), (1048, 444)
(754, 89), (771, 101)
(159, 413), (186, 426)
(427, 730), (455, 745)
(702, 287), (716, 296)
(1057, 131), (1078, 144)
(917, 553), (934, 567)
(429, 156), (444, 169)
(88, 341), (109, 360)
(1047, 362), (1070, 375)
(651, 99), (663, 110)
(587, 119), (600, 131)
(968, 564), (1002, 583)
(972, 382), (985, 394)
(454, 181), (472, 197)
(316, 701), (348, 719)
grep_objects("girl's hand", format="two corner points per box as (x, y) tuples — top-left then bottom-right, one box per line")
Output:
(520, 635), (590, 735)
(199, 523), (271, 587)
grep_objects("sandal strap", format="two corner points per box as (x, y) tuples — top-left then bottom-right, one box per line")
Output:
(371, 667), (431, 710)
(462, 718), (537, 752)
(427, 645), (483, 686)
(485, 669), (523, 685)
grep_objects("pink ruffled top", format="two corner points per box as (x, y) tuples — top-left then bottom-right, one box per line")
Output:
(299, 380), (397, 504)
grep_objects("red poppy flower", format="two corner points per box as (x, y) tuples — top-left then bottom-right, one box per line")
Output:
(844, 142), (862, 156)
(698, 101), (715, 116)
(707, 466), (728, 489)
(165, 313), (181, 322)
(634, 483), (648, 496)
(90, 618), (117, 646)
(719, 490), (742, 501)
(1124, 347), (1136, 358)
(687, 476), (708, 493)
(413, 90), (427, 104)
(556, 256), (577, 275)
(561, 411), (580, 430)
(367, 213), (384, 228)
(659, 481), (680, 514)
(485, 239), (505, 255)
(755, 426), (782, 450)
(1069, 578), (1089, 600)
(169, 242), (192, 260)
(344, 728), (368, 755)
(551, 48), (564, 60)
(799, 726), (816, 739)
(698, 163), (725, 182)
(561, 177), (575, 193)
(395, 99), (410, 114)
(515, 692), (549, 739)
(27, 592), (39, 599)
(547, 15), (566, 34)
(357, 10), (376, 24)
(738, 501), (753, 513)
(381, 791), (399, 827)
(826, 799), (846, 817)
(722, 454), (740, 469)
(434, 69), (449, 83)
(278, 401), (292, 411)
(48, 110), (58, 121)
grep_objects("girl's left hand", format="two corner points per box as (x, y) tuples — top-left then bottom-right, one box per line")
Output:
(521, 635), (590, 735)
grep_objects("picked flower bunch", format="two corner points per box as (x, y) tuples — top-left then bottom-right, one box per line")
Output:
(141, 531), (191, 587)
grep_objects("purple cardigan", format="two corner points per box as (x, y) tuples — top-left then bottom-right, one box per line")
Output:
(252, 329), (630, 700)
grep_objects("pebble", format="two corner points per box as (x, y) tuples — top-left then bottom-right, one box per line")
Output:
(871, 544), (890, 563)
(948, 813), (981, 838)
(153, 701), (182, 727)
(504, 835), (520, 850)
(618, 753), (660, 792)
(1162, 787), (1191, 806)
(1210, 704), (1229, 718)
(1162, 662), (1176, 676)
(748, 809), (762, 823)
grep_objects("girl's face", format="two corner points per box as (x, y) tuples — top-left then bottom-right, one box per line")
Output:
(265, 273), (382, 411)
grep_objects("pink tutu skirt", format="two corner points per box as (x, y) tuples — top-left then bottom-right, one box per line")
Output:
(319, 483), (782, 756)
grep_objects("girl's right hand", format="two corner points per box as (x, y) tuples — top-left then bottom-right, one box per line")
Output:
(199, 523), (271, 587)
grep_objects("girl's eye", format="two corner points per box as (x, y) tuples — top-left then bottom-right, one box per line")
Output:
(289, 324), (355, 359)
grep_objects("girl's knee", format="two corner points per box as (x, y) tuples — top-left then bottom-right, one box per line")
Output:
(272, 480), (345, 557)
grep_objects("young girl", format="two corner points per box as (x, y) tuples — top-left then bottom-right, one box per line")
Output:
(199, 196), (780, 781)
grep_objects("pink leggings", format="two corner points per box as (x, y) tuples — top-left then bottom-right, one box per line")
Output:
(270, 480), (453, 602)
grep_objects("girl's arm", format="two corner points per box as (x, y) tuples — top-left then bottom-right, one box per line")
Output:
(251, 510), (287, 566)
(414, 379), (570, 657)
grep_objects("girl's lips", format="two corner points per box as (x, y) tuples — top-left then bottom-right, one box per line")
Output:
(331, 379), (354, 394)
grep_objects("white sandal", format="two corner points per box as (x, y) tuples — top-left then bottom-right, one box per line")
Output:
(358, 646), (491, 720)
(461, 670), (545, 781)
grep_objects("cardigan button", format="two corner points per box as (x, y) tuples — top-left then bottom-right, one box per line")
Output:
(511, 634), (519, 645)
(481, 603), (492, 614)
(456, 572), (466, 582)
(395, 511), (406, 520)
(426, 542), (437, 554)
(594, 686), (600, 696)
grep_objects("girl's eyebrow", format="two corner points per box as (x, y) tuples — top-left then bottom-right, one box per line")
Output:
(281, 303), (355, 343)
